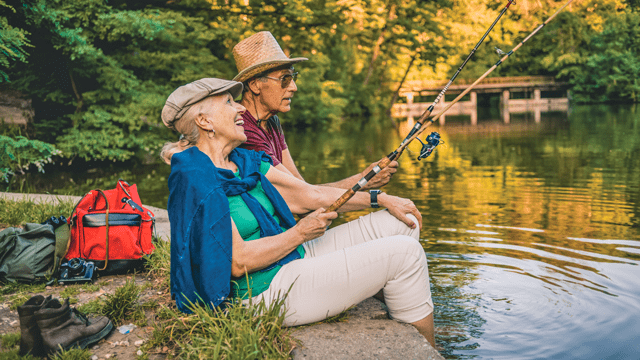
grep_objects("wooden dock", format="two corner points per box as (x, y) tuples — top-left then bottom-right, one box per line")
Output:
(391, 76), (569, 124)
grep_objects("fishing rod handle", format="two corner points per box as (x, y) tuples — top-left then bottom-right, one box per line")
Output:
(324, 155), (396, 213)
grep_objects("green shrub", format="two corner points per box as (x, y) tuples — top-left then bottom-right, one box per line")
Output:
(0, 135), (61, 182)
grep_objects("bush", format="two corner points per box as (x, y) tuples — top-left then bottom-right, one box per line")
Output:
(0, 135), (61, 182)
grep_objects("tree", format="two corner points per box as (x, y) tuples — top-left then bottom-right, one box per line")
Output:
(6, 0), (232, 161)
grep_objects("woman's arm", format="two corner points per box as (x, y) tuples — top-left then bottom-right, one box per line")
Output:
(230, 208), (337, 277)
(265, 165), (422, 229)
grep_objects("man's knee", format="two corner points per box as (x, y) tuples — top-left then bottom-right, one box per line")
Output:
(390, 234), (425, 259)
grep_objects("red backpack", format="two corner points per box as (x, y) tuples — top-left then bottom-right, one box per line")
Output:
(65, 179), (155, 275)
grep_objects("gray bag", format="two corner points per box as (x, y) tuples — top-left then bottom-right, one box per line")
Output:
(0, 223), (56, 283)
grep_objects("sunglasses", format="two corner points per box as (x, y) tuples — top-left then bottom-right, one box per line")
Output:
(264, 72), (299, 88)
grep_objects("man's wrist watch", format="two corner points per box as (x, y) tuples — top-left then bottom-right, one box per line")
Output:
(369, 190), (382, 208)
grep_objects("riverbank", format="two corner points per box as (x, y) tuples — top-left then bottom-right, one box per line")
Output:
(0, 192), (443, 359)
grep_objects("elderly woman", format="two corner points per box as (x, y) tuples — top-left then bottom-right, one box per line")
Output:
(161, 78), (435, 346)
(232, 31), (399, 193)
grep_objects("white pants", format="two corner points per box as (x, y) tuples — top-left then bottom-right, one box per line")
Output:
(245, 210), (433, 326)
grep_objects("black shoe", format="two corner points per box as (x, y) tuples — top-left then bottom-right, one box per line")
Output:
(18, 295), (52, 357)
(35, 298), (113, 354)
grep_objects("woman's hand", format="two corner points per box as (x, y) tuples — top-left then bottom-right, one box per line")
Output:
(379, 194), (423, 229)
(292, 207), (338, 242)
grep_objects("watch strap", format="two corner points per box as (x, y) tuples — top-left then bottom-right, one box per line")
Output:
(370, 190), (381, 208)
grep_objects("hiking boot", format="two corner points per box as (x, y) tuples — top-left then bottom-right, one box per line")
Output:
(17, 294), (51, 357)
(35, 298), (113, 354)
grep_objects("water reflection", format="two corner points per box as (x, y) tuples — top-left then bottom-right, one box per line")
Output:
(4, 104), (640, 359)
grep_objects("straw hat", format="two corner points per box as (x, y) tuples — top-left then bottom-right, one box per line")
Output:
(233, 31), (307, 83)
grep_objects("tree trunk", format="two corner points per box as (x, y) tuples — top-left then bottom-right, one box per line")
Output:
(363, 3), (396, 86)
(387, 52), (418, 128)
(69, 71), (83, 114)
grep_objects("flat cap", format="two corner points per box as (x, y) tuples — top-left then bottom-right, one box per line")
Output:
(162, 78), (243, 129)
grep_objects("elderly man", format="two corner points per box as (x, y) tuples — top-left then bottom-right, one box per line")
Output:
(232, 31), (399, 199)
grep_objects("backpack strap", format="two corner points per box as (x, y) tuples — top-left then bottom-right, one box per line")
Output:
(94, 189), (110, 271)
(46, 193), (89, 279)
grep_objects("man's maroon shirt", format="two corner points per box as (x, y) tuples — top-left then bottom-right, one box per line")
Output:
(239, 111), (287, 166)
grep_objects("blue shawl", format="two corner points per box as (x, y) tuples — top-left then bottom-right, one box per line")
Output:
(168, 146), (300, 313)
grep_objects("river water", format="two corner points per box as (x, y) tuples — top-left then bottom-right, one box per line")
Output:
(5, 104), (640, 359)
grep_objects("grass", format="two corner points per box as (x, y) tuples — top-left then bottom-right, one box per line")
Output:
(59, 283), (101, 298)
(0, 283), (47, 310)
(76, 297), (104, 316)
(101, 278), (145, 326)
(143, 296), (298, 359)
(75, 279), (147, 326)
(0, 333), (39, 360)
(0, 333), (20, 349)
(144, 235), (171, 288)
(50, 348), (92, 360)
(0, 333), (91, 360)
(0, 197), (76, 228)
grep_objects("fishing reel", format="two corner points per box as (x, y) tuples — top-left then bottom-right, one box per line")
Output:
(416, 132), (442, 160)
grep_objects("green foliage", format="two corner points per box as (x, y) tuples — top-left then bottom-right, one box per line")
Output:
(0, 0), (637, 166)
(554, 10), (640, 102)
(0, 1), (32, 82)
(0, 197), (75, 227)
(0, 135), (61, 182)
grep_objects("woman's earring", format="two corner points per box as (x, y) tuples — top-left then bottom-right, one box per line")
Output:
(208, 129), (215, 139)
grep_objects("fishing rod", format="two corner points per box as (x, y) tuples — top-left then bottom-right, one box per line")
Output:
(325, 0), (574, 213)
(322, 0), (517, 212)
(400, 0), (517, 148)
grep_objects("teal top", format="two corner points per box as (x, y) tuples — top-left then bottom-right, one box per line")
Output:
(229, 161), (305, 299)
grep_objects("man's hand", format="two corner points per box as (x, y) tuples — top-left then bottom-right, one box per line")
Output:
(361, 160), (398, 190)
(292, 208), (338, 242)
(378, 194), (422, 229)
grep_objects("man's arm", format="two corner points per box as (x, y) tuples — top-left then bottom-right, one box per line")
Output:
(279, 149), (305, 181)
(280, 148), (399, 190)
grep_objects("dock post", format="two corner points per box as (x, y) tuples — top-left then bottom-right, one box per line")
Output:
(470, 91), (477, 125)
(502, 90), (510, 124)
